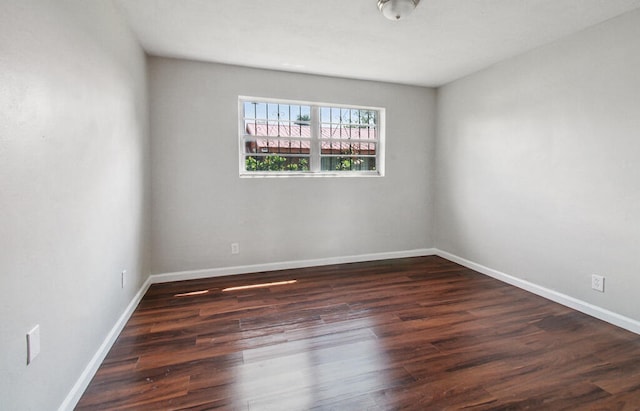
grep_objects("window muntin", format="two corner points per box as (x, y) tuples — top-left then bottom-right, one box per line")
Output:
(240, 97), (384, 176)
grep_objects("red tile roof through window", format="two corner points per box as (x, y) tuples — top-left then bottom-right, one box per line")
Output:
(245, 124), (377, 154)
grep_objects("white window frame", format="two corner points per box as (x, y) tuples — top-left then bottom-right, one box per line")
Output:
(239, 96), (385, 178)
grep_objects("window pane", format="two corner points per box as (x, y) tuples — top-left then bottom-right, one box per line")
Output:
(319, 106), (378, 140)
(244, 155), (310, 172)
(320, 156), (376, 172)
(255, 102), (267, 119)
(246, 138), (309, 154)
(299, 105), (311, 122)
(245, 123), (309, 138)
(245, 103), (311, 138)
(321, 141), (376, 155)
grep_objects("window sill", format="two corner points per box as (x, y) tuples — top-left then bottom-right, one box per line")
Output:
(239, 171), (383, 178)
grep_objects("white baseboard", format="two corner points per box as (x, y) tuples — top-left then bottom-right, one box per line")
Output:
(58, 276), (153, 411)
(150, 248), (437, 284)
(435, 249), (640, 335)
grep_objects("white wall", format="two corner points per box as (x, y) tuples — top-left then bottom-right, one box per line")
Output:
(436, 9), (640, 322)
(0, 1), (149, 409)
(149, 58), (436, 275)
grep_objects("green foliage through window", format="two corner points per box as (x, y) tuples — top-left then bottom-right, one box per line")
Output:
(245, 156), (309, 172)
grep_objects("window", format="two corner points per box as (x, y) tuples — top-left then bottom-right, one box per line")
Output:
(239, 97), (384, 177)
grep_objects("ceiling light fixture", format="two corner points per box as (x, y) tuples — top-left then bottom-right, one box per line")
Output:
(377, 0), (420, 21)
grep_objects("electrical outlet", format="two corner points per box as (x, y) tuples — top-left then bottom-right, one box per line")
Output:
(591, 274), (605, 292)
(27, 325), (40, 365)
(231, 243), (240, 254)
(121, 270), (126, 288)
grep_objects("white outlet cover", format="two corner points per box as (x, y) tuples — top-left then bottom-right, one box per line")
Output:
(591, 274), (605, 292)
(27, 325), (40, 364)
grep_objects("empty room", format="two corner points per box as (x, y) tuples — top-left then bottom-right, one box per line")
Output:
(2, 0), (640, 409)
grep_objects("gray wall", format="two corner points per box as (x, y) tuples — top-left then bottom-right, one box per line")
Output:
(149, 57), (436, 274)
(0, 1), (149, 409)
(436, 9), (640, 322)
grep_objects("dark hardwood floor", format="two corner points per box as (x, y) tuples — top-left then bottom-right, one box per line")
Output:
(76, 256), (640, 410)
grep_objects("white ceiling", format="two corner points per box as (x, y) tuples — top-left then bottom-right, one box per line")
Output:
(115, 0), (640, 87)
